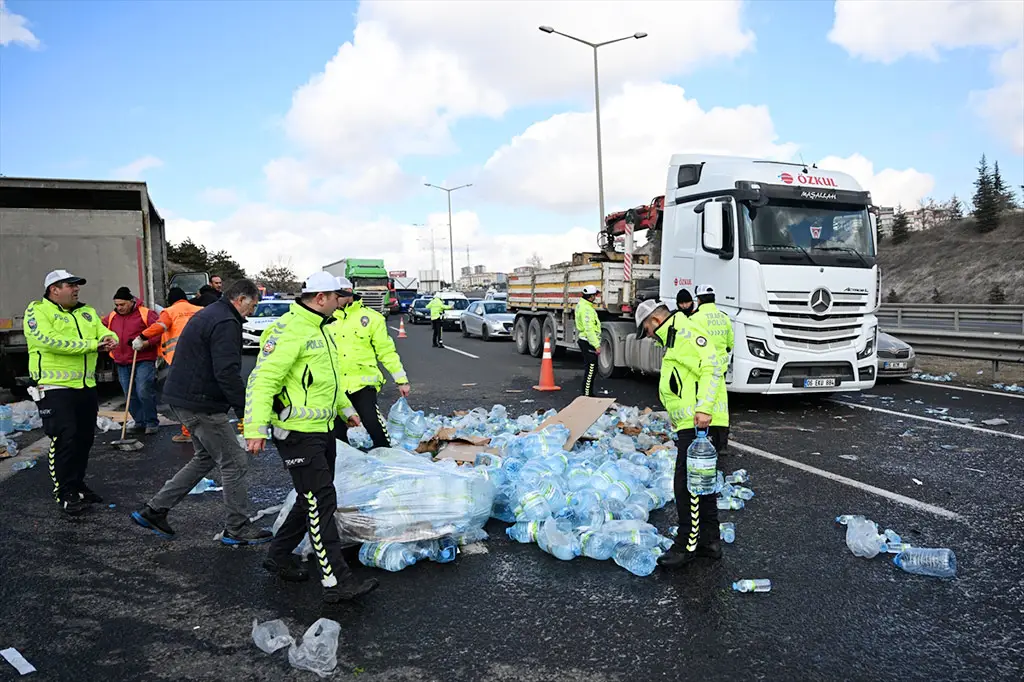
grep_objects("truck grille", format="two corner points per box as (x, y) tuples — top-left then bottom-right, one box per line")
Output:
(767, 290), (870, 350)
(359, 292), (387, 312)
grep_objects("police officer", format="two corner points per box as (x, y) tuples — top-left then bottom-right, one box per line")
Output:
(23, 269), (118, 515)
(426, 294), (451, 348)
(331, 276), (410, 449)
(244, 272), (378, 604)
(575, 285), (602, 396)
(689, 284), (733, 453)
(634, 299), (726, 568)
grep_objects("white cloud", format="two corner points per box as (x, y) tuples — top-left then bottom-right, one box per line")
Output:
(263, 156), (416, 205)
(970, 43), (1024, 154)
(827, 0), (1023, 64)
(479, 82), (799, 212)
(112, 155), (163, 180)
(200, 187), (242, 205)
(817, 153), (935, 208)
(0, 0), (40, 49)
(167, 205), (593, 280)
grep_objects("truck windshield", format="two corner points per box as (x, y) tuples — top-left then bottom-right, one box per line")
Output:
(168, 272), (209, 296)
(353, 277), (389, 288)
(740, 200), (875, 268)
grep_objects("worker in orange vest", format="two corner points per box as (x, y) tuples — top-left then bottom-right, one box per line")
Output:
(136, 287), (202, 442)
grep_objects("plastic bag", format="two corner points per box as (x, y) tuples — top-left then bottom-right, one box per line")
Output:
(288, 618), (340, 678)
(252, 619), (294, 654)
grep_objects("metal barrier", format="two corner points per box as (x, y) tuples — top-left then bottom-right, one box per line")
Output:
(878, 328), (1024, 367)
(878, 304), (1024, 335)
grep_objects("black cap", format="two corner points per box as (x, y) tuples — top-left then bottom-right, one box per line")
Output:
(167, 287), (187, 304)
(676, 288), (693, 305)
(113, 286), (135, 301)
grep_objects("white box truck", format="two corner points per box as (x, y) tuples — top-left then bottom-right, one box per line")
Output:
(509, 154), (880, 394)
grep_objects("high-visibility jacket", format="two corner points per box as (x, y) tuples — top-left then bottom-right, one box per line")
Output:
(690, 302), (734, 355)
(575, 297), (602, 348)
(243, 301), (355, 439)
(103, 304), (158, 364)
(140, 299), (202, 364)
(653, 312), (728, 432)
(23, 297), (118, 389)
(331, 300), (408, 394)
(426, 296), (451, 321)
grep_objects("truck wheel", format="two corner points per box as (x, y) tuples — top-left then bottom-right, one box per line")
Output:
(527, 317), (544, 358)
(514, 317), (530, 354)
(597, 330), (626, 379)
(542, 317), (564, 358)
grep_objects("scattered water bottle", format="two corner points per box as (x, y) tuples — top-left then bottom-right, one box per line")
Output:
(0, 404), (13, 434)
(835, 514), (865, 525)
(613, 543), (658, 576)
(359, 541), (418, 572)
(507, 521), (541, 543)
(717, 497), (744, 511)
(729, 486), (755, 501)
(686, 430), (718, 495)
(10, 459), (35, 472)
(732, 579), (771, 593)
(188, 478), (222, 495)
(893, 548), (957, 578)
(845, 517), (885, 558)
(579, 531), (618, 560)
(725, 469), (748, 484)
(667, 525), (679, 537)
(720, 522), (735, 544)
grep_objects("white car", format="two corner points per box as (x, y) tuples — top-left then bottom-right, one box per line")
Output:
(242, 300), (292, 350)
(437, 293), (470, 329)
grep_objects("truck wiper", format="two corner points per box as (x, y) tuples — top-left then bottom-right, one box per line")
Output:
(814, 246), (870, 267)
(751, 243), (822, 266)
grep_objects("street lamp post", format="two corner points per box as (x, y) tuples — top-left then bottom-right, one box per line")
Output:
(538, 26), (647, 231)
(424, 182), (472, 287)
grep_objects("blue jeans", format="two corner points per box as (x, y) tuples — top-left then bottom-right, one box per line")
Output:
(117, 360), (158, 428)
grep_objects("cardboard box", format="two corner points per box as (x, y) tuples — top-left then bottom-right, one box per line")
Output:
(535, 396), (616, 450)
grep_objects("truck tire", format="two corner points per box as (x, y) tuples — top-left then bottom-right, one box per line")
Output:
(527, 317), (544, 358)
(598, 329), (626, 378)
(542, 316), (564, 358)
(514, 317), (530, 355)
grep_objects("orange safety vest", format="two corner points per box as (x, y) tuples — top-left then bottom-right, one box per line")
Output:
(141, 300), (201, 364)
(104, 306), (152, 359)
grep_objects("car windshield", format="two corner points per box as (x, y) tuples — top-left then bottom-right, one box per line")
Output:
(741, 200), (875, 267)
(252, 302), (291, 318)
(483, 302), (507, 314)
(447, 299), (470, 310)
(413, 300), (428, 309)
(168, 273), (208, 295)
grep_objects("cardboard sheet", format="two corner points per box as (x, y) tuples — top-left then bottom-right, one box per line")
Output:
(535, 396), (616, 450)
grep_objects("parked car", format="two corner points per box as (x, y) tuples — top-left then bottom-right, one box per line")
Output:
(242, 300), (292, 350)
(876, 332), (916, 378)
(461, 300), (515, 340)
(407, 297), (431, 325)
(438, 292), (470, 329)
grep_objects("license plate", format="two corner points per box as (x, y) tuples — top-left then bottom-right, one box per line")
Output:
(804, 378), (837, 388)
(883, 361), (907, 370)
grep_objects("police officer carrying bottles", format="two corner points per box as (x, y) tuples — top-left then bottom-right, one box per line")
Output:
(689, 284), (733, 453)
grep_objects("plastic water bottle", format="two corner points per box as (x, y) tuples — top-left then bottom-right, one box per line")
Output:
(732, 579), (771, 593)
(0, 405), (13, 435)
(414, 536), (458, 563)
(720, 522), (735, 543)
(506, 521), (541, 543)
(893, 548), (957, 578)
(717, 497), (744, 511)
(578, 532), (618, 560)
(725, 469), (748, 484)
(613, 544), (658, 576)
(729, 486), (755, 501)
(686, 430), (718, 495)
(10, 460), (35, 472)
(835, 514), (864, 525)
(359, 542), (418, 572)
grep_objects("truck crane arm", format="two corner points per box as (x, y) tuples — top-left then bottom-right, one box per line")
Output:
(599, 195), (665, 250)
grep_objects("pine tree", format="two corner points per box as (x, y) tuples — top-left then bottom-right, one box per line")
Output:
(988, 283), (1006, 305)
(947, 194), (963, 221)
(891, 205), (910, 244)
(931, 287), (942, 304)
(886, 288), (900, 303)
(972, 154), (1000, 234)
(992, 161), (1019, 211)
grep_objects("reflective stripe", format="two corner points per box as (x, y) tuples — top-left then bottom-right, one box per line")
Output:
(687, 495), (700, 552)
(49, 438), (60, 500)
(30, 369), (94, 381)
(305, 491), (337, 587)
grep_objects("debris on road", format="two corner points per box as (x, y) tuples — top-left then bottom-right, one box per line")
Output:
(912, 478), (923, 485)
(252, 619), (293, 654)
(0, 433), (18, 458)
(981, 418), (1009, 426)
(1, 401), (42, 432)
(912, 372), (956, 383)
(1, 647), (36, 675)
(835, 516), (957, 578)
(992, 383), (1024, 394)
(9, 460), (36, 472)
(839, 454), (859, 461)
(288, 619), (341, 678)
(732, 579), (771, 593)
(188, 478), (222, 495)
(893, 548), (957, 578)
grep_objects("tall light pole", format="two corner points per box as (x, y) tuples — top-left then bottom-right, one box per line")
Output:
(424, 182), (472, 287)
(539, 26), (647, 231)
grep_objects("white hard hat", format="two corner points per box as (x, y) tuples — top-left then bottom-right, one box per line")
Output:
(301, 271), (342, 294)
(695, 284), (715, 297)
(335, 276), (354, 292)
(581, 285), (600, 296)
(44, 269), (87, 288)
(634, 299), (669, 339)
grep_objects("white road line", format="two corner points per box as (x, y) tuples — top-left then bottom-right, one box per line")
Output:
(903, 380), (1024, 400)
(444, 345), (479, 359)
(830, 399), (1024, 441)
(389, 326), (401, 333)
(730, 441), (965, 522)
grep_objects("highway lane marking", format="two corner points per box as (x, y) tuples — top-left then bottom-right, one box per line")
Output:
(903, 380), (1024, 400)
(830, 400), (1024, 441)
(387, 326), (480, 359)
(730, 441), (965, 522)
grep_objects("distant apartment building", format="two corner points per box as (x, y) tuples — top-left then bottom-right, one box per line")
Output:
(455, 264), (506, 290)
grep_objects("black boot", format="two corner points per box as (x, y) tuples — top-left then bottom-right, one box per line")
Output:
(130, 505), (175, 537)
(696, 541), (723, 560)
(657, 549), (698, 569)
(262, 556), (310, 582)
(323, 576), (379, 603)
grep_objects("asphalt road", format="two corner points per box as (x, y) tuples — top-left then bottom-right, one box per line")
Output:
(1, 320), (1022, 680)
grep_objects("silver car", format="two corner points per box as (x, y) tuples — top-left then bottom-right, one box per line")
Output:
(461, 300), (515, 341)
(876, 332), (916, 378)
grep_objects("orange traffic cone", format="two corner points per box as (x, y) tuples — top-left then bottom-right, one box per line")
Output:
(533, 337), (561, 391)
(398, 317), (408, 339)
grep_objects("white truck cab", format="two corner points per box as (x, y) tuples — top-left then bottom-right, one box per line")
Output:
(660, 154), (879, 393)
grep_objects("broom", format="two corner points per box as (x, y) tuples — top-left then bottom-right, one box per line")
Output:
(111, 347), (144, 451)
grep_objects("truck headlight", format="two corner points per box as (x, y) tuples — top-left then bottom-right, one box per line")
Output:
(857, 329), (876, 359)
(747, 338), (779, 362)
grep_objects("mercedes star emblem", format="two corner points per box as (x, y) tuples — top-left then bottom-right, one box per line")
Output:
(809, 287), (832, 314)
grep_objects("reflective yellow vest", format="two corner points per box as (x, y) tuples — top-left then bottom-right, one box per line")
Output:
(23, 297), (116, 389)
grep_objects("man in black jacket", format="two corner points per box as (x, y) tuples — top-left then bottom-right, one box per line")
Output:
(130, 279), (270, 545)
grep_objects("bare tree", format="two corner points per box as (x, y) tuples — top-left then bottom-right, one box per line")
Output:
(257, 258), (299, 293)
(526, 253), (544, 270)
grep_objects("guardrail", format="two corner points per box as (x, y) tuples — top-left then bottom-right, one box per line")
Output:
(878, 328), (1024, 367)
(878, 304), (1024, 335)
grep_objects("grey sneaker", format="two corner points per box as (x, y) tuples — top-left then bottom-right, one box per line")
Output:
(221, 526), (273, 546)
(145, 426), (160, 435)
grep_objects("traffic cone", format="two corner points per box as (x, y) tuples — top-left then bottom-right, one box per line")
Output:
(398, 317), (408, 339)
(533, 337), (561, 392)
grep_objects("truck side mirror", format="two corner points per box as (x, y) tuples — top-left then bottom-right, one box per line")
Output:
(702, 203), (724, 253)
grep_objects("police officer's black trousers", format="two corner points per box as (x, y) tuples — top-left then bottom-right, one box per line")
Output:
(333, 386), (391, 450)
(578, 341), (598, 397)
(673, 429), (724, 550)
(37, 387), (98, 502)
(269, 432), (352, 586)
(431, 319), (443, 347)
